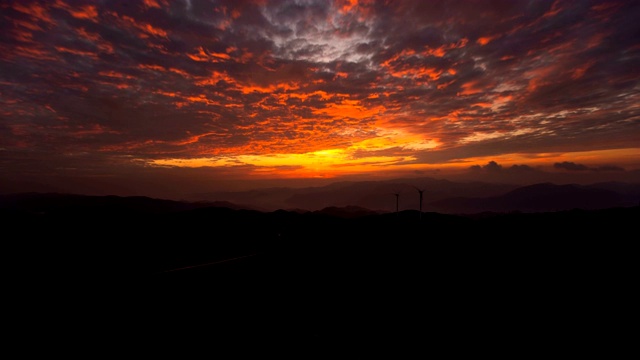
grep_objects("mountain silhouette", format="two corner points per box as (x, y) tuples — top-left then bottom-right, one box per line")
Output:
(192, 177), (520, 212)
(430, 182), (638, 213)
(190, 178), (639, 213)
(313, 205), (382, 218)
(0, 192), (260, 216)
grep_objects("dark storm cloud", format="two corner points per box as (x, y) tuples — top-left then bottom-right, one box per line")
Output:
(1, 0), (638, 182)
(470, 161), (502, 173)
(468, 161), (539, 176)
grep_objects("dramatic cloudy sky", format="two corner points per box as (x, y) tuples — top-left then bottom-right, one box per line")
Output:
(1, 0), (639, 197)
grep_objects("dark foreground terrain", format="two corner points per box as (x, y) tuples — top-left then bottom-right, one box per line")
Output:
(2, 193), (636, 351)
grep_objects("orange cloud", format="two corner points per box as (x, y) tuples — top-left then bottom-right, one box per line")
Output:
(55, 46), (98, 59)
(52, 1), (98, 22)
(381, 48), (415, 68)
(185, 95), (221, 106)
(140, 23), (168, 38)
(109, 12), (169, 39)
(391, 67), (442, 81)
(194, 71), (236, 86)
(69, 5), (98, 21)
(74, 27), (114, 54)
(313, 101), (385, 119)
(337, 0), (359, 13)
(143, 0), (165, 9)
(187, 46), (231, 62)
(422, 38), (468, 57)
(139, 64), (166, 72)
(458, 80), (484, 96)
(424, 47), (446, 57)
(240, 82), (300, 94)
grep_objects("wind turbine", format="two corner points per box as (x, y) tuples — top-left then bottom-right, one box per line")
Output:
(413, 186), (425, 220)
(392, 191), (400, 216)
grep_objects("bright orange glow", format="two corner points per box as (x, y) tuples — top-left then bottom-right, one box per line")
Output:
(477, 36), (493, 45)
(187, 47), (209, 62)
(338, 0), (359, 13)
(149, 147), (416, 179)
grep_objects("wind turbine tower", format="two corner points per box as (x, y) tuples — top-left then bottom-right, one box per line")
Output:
(393, 192), (400, 215)
(414, 186), (425, 220)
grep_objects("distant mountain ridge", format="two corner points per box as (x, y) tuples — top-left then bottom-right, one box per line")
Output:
(2, 180), (639, 216)
(0, 192), (261, 215)
(431, 182), (638, 214)
(191, 176), (519, 212)
(189, 178), (640, 214)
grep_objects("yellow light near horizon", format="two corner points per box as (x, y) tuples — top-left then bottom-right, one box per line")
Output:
(148, 147), (412, 173)
(147, 127), (640, 180)
(350, 127), (442, 152)
(237, 149), (347, 167)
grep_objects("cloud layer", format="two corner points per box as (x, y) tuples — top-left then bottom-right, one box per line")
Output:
(1, 0), (639, 192)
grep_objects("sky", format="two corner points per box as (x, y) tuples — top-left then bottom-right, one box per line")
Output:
(1, 0), (639, 199)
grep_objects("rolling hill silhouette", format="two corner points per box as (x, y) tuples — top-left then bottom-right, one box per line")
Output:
(3, 189), (636, 345)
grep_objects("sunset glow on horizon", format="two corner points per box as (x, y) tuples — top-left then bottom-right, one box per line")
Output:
(1, 0), (639, 197)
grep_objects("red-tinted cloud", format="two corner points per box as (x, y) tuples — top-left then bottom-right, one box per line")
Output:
(1, 0), (639, 195)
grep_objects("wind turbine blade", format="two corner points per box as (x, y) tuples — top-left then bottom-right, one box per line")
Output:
(412, 185), (425, 192)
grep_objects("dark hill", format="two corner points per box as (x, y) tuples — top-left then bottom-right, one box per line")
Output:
(3, 191), (636, 345)
(0, 192), (258, 216)
(430, 182), (633, 213)
(314, 205), (382, 218)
